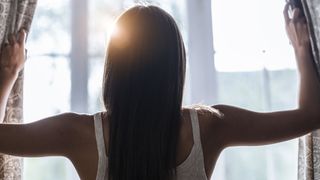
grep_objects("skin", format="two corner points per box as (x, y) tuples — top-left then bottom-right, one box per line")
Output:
(1, 4), (320, 180)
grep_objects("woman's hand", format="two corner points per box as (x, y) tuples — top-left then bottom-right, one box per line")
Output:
(0, 29), (26, 122)
(0, 29), (26, 80)
(284, 3), (310, 53)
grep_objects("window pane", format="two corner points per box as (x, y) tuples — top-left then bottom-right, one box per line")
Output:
(24, 157), (68, 180)
(217, 70), (299, 110)
(223, 141), (297, 180)
(269, 70), (299, 110)
(27, 0), (71, 55)
(217, 71), (265, 110)
(24, 56), (71, 119)
(212, 0), (299, 178)
(212, 0), (296, 71)
(88, 57), (105, 113)
(24, 0), (72, 178)
(216, 70), (298, 180)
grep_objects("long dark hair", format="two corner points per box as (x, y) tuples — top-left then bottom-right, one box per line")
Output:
(102, 5), (186, 180)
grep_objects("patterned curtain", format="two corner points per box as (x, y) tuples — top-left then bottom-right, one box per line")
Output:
(298, 0), (320, 179)
(0, 0), (37, 179)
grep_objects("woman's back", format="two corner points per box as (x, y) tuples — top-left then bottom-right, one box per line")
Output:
(67, 107), (223, 180)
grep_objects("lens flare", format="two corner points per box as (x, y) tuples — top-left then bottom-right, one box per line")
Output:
(109, 24), (129, 49)
(110, 23), (120, 37)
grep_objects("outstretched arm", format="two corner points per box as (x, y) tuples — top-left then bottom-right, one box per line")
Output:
(212, 106), (320, 147)
(0, 113), (87, 157)
(0, 30), (94, 158)
(210, 4), (320, 148)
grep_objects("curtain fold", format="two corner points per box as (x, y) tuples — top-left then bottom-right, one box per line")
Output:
(0, 0), (37, 179)
(298, 0), (320, 180)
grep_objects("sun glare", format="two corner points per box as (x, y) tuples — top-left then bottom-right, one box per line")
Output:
(108, 23), (130, 49)
(110, 23), (120, 37)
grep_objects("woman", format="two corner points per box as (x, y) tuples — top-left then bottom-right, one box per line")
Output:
(0, 3), (319, 180)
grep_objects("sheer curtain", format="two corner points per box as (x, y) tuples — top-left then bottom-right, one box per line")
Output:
(298, 0), (320, 179)
(0, 0), (37, 179)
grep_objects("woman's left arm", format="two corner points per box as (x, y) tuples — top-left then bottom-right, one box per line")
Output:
(0, 30), (26, 122)
(207, 5), (320, 149)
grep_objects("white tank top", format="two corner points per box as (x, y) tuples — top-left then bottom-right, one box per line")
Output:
(94, 108), (208, 180)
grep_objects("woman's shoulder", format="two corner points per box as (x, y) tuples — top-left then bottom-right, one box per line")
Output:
(182, 105), (225, 138)
(57, 112), (94, 127)
(63, 111), (107, 125)
(182, 105), (226, 151)
(55, 112), (98, 142)
(182, 104), (224, 121)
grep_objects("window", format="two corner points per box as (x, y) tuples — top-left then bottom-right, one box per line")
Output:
(23, 0), (298, 179)
(212, 0), (298, 179)
(24, 0), (73, 179)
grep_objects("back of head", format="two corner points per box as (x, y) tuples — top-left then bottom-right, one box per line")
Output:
(102, 5), (186, 180)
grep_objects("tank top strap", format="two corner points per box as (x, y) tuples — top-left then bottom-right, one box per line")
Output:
(189, 108), (202, 149)
(175, 108), (207, 179)
(94, 112), (108, 180)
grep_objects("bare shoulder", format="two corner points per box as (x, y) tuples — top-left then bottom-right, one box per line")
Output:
(183, 104), (225, 128)
(49, 113), (96, 152)
(183, 105), (226, 151)
(52, 112), (94, 133)
(64, 112), (96, 141)
(53, 113), (99, 179)
(182, 105), (227, 175)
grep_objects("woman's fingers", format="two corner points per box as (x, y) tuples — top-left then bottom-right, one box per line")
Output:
(292, 8), (301, 22)
(283, 3), (291, 25)
(284, 2), (304, 24)
(6, 29), (26, 47)
(8, 33), (16, 45)
(17, 29), (26, 46)
(0, 29), (27, 74)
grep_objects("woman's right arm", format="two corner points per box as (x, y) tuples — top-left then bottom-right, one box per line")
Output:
(0, 31), (94, 158)
(0, 113), (86, 157)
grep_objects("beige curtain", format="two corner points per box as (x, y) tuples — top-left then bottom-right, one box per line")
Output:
(0, 0), (37, 179)
(298, 0), (320, 179)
